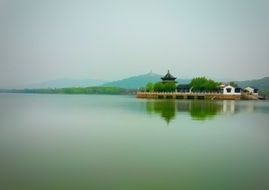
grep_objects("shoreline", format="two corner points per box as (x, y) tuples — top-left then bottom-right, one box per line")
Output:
(136, 92), (260, 100)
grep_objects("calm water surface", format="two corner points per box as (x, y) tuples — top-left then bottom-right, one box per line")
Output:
(0, 93), (269, 190)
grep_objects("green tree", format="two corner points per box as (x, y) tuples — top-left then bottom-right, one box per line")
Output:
(163, 82), (176, 92)
(145, 82), (154, 92)
(154, 82), (165, 92)
(190, 77), (218, 92)
(206, 79), (218, 91)
(229, 81), (238, 87)
(190, 77), (207, 91)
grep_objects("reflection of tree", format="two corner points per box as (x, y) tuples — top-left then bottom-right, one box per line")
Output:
(146, 100), (176, 124)
(187, 101), (221, 120)
(145, 100), (222, 123)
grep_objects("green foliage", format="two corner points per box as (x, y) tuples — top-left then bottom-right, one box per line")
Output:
(229, 81), (238, 87)
(153, 82), (165, 92)
(145, 82), (154, 92)
(189, 101), (220, 120)
(3, 87), (133, 95)
(151, 82), (176, 92)
(146, 100), (176, 123)
(145, 100), (220, 123)
(259, 89), (269, 97)
(190, 77), (218, 92)
(163, 82), (176, 92)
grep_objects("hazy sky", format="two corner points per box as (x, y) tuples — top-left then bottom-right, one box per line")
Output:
(0, 0), (269, 87)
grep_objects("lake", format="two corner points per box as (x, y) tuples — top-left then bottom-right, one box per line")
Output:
(0, 93), (269, 190)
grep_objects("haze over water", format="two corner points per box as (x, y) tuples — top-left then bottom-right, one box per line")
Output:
(1, 0), (269, 88)
(0, 93), (269, 189)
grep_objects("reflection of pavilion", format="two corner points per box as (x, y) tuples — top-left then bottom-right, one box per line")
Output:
(144, 100), (256, 124)
(146, 100), (176, 124)
(146, 100), (222, 123)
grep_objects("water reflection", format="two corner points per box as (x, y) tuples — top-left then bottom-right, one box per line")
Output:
(185, 101), (221, 120)
(146, 100), (176, 123)
(144, 100), (267, 123)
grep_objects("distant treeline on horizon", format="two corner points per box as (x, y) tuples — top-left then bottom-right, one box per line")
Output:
(1, 73), (269, 97)
(0, 87), (136, 95)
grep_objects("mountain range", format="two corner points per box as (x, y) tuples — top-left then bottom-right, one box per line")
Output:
(236, 77), (269, 89)
(101, 73), (269, 91)
(23, 73), (269, 93)
(26, 78), (106, 89)
(101, 72), (190, 89)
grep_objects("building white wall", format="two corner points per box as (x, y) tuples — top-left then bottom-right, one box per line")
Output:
(245, 87), (254, 93)
(223, 85), (240, 95)
(245, 87), (258, 96)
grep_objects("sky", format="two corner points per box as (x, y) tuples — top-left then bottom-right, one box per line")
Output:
(0, 0), (269, 88)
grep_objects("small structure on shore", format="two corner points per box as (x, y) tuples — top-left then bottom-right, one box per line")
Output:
(222, 85), (241, 95)
(137, 71), (260, 100)
(177, 84), (191, 93)
(244, 87), (259, 96)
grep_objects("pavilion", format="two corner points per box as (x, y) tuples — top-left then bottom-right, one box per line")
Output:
(161, 70), (177, 83)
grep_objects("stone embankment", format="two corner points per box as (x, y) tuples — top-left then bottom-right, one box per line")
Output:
(136, 92), (242, 100)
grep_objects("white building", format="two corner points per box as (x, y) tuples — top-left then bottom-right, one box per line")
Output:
(222, 85), (241, 95)
(244, 87), (258, 96)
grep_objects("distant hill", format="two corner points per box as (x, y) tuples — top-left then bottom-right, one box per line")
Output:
(102, 72), (191, 89)
(101, 73), (269, 97)
(3, 73), (269, 97)
(235, 77), (269, 97)
(102, 72), (162, 89)
(26, 78), (106, 89)
(1, 86), (134, 95)
(236, 77), (269, 89)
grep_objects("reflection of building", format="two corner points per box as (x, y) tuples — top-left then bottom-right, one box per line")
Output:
(146, 100), (176, 124)
(240, 101), (255, 112)
(146, 100), (221, 122)
(143, 100), (259, 124)
(222, 100), (235, 114)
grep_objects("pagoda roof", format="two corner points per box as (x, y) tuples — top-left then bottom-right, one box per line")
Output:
(161, 70), (177, 81)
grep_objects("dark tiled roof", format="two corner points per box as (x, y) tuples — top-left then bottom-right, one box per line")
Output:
(250, 86), (258, 90)
(177, 84), (191, 89)
(161, 70), (176, 81)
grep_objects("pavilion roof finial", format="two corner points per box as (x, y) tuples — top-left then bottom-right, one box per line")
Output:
(161, 70), (177, 81)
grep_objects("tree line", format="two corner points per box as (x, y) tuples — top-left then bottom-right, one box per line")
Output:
(142, 82), (176, 92)
(143, 77), (224, 92)
(1, 87), (135, 95)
